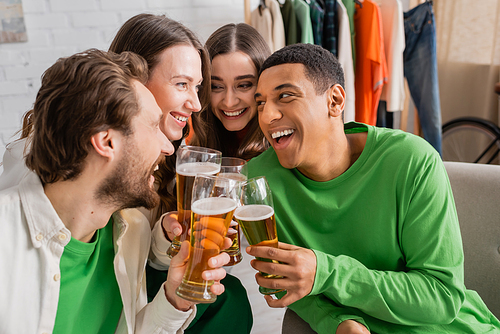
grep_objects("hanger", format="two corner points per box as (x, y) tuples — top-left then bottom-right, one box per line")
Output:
(425, 0), (433, 5)
(355, 0), (363, 8)
(258, 0), (267, 15)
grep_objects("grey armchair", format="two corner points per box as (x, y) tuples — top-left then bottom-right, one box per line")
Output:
(444, 161), (500, 318)
(282, 161), (500, 333)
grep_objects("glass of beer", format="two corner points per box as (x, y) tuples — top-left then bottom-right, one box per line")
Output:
(219, 157), (248, 266)
(234, 176), (284, 295)
(167, 146), (222, 258)
(176, 174), (240, 303)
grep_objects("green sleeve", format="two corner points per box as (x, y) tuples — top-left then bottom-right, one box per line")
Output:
(306, 159), (466, 327)
(289, 294), (370, 333)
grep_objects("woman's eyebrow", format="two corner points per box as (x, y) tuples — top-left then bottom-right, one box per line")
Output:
(235, 74), (256, 80)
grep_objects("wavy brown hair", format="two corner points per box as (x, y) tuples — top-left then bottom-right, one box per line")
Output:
(109, 13), (210, 216)
(25, 49), (149, 184)
(190, 23), (270, 160)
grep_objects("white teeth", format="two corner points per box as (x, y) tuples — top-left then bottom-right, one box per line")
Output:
(271, 129), (294, 139)
(174, 115), (189, 122)
(222, 108), (246, 117)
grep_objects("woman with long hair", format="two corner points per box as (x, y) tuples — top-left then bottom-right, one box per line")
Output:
(109, 13), (209, 221)
(189, 23), (271, 160)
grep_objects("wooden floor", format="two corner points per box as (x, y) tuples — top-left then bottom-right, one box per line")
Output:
(227, 237), (286, 334)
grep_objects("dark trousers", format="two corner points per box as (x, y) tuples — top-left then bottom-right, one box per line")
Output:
(146, 263), (253, 334)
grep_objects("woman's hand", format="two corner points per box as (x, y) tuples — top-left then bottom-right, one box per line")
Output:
(161, 211), (182, 241)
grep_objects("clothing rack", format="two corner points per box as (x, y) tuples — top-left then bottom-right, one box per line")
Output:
(243, 0), (432, 23)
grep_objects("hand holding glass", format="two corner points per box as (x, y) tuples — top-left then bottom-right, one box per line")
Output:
(234, 176), (284, 295)
(219, 157), (248, 266)
(167, 146), (221, 258)
(176, 175), (240, 303)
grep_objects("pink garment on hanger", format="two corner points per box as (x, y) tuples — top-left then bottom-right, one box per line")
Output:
(378, 0), (405, 112)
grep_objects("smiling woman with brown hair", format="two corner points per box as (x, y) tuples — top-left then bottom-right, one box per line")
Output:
(189, 23), (271, 161)
(109, 13), (209, 222)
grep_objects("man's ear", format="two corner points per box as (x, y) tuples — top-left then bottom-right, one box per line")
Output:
(327, 84), (345, 118)
(90, 129), (119, 161)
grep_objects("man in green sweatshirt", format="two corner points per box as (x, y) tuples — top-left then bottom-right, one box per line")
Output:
(247, 43), (500, 333)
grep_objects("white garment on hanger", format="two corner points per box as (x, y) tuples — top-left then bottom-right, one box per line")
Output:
(267, 0), (285, 51)
(337, 0), (356, 123)
(251, 5), (274, 50)
(250, 0), (285, 52)
(377, 0), (406, 112)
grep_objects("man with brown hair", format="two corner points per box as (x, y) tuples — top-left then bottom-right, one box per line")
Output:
(0, 49), (230, 333)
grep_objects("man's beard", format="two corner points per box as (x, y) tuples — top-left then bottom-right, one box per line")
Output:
(96, 144), (161, 211)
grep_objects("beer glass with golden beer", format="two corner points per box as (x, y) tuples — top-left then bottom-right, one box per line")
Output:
(234, 176), (284, 295)
(167, 146), (222, 258)
(219, 157), (248, 266)
(176, 175), (240, 303)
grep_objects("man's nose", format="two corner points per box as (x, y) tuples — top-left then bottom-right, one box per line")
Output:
(259, 102), (282, 125)
(159, 129), (175, 156)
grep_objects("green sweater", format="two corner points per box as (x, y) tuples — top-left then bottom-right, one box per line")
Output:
(248, 123), (500, 333)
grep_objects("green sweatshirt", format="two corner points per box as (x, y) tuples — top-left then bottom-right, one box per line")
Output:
(248, 122), (500, 333)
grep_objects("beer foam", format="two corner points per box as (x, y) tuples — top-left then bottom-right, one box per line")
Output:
(234, 204), (274, 221)
(192, 197), (237, 216)
(177, 162), (221, 176)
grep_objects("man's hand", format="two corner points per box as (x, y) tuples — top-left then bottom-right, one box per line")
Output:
(336, 320), (370, 334)
(246, 242), (316, 308)
(164, 240), (231, 311)
(161, 211), (182, 241)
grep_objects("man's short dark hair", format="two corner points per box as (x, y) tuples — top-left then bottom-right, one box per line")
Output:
(25, 49), (149, 184)
(259, 43), (345, 95)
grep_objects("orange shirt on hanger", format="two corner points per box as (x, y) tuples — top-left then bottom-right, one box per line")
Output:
(354, 0), (388, 125)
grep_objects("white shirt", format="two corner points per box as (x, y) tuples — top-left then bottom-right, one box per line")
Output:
(337, 0), (357, 123)
(0, 172), (195, 334)
(376, 0), (406, 112)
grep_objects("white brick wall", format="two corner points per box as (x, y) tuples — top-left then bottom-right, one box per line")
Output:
(0, 0), (260, 169)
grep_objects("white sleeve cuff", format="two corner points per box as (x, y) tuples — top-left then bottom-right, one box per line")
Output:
(149, 282), (196, 333)
(151, 212), (173, 269)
